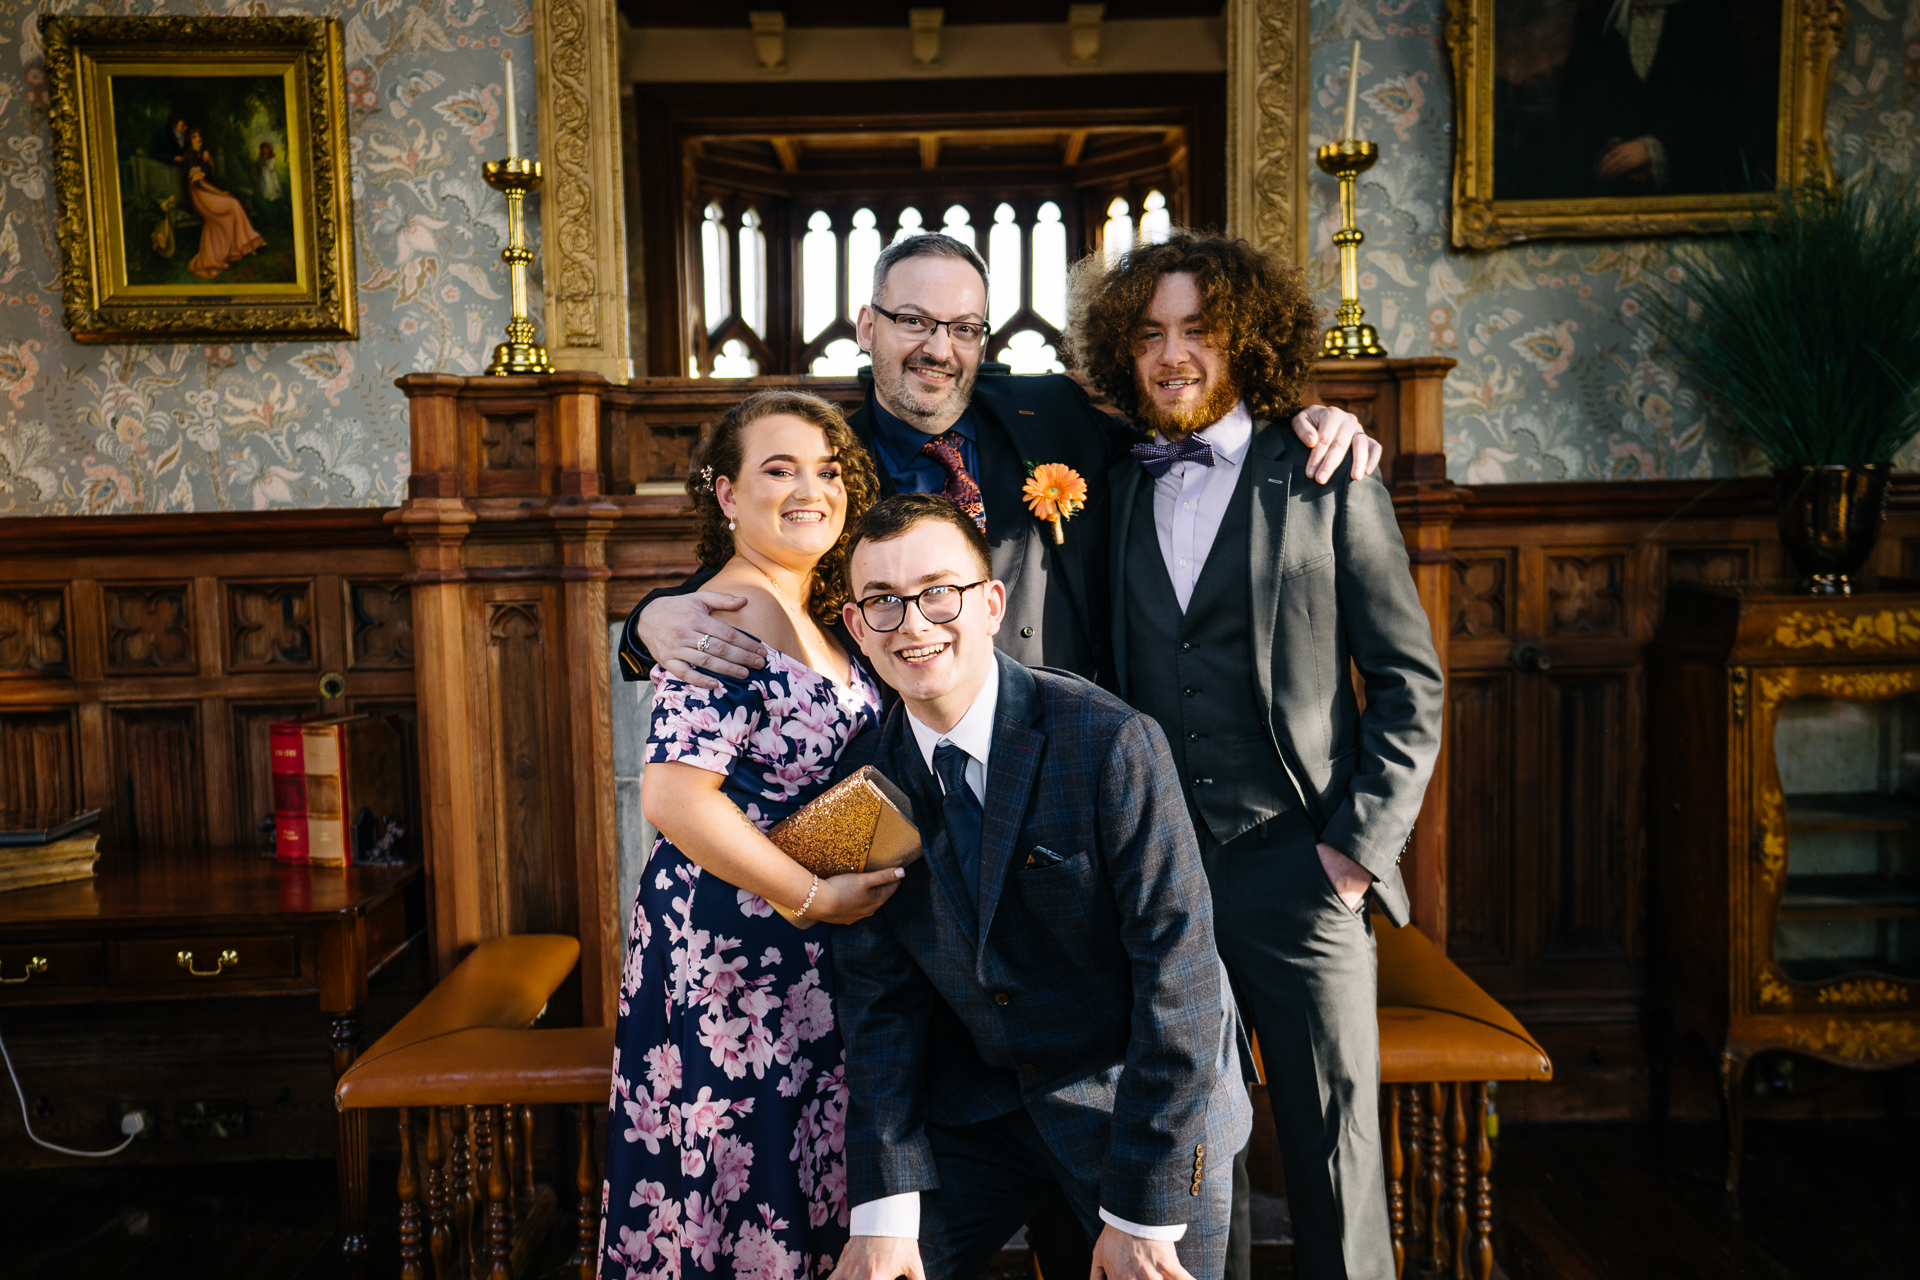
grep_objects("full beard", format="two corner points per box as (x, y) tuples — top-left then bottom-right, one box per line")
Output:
(874, 353), (977, 431)
(1133, 368), (1243, 440)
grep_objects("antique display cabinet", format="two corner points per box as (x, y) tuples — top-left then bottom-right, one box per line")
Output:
(1650, 582), (1920, 1188)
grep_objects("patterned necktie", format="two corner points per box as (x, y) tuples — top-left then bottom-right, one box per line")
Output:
(1131, 436), (1216, 479)
(920, 431), (987, 532)
(933, 741), (983, 911)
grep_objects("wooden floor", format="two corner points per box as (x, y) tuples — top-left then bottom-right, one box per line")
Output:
(4, 1119), (1913, 1279)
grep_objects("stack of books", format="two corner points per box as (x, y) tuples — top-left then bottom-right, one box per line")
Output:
(270, 714), (407, 867)
(0, 808), (102, 893)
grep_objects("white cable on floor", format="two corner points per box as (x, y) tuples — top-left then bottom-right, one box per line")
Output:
(1, 1023), (143, 1157)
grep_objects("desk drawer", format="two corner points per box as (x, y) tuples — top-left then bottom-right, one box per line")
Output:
(0, 941), (106, 988)
(117, 934), (299, 984)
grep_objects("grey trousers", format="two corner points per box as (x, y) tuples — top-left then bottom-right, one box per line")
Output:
(1201, 818), (1394, 1280)
(917, 1108), (1234, 1280)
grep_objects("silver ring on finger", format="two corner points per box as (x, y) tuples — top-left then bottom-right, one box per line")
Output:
(696, 633), (713, 654)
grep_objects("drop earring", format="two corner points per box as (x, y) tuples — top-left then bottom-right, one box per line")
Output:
(728, 519), (736, 531)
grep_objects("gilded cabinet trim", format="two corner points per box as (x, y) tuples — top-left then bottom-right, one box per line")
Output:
(1771, 608), (1920, 651)
(1226, 0), (1309, 265)
(1446, 0), (1844, 248)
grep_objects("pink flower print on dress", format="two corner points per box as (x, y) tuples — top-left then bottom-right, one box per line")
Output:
(711, 1132), (756, 1205)
(644, 1043), (682, 1099)
(679, 1087), (738, 1143)
(781, 972), (834, 1044)
(698, 1009), (752, 1078)
(776, 1056), (813, 1099)
(733, 1208), (801, 1280)
(682, 1190), (726, 1271)
(759, 946), (782, 967)
(623, 1097), (672, 1154)
(737, 889), (773, 918)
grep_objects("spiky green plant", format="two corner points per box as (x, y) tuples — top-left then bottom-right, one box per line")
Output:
(1650, 180), (1920, 468)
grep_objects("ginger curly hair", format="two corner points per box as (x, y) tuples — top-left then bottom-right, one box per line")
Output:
(1065, 231), (1321, 427)
(686, 390), (880, 625)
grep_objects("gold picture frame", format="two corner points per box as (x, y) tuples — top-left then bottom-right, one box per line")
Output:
(45, 15), (356, 342)
(1447, 0), (1846, 249)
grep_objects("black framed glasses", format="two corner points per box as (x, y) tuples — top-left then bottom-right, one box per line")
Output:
(870, 305), (990, 348)
(854, 580), (989, 633)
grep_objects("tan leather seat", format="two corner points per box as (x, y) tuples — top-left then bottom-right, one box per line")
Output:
(350, 934), (581, 1073)
(336, 1026), (614, 1109)
(1376, 924), (1551, 1083)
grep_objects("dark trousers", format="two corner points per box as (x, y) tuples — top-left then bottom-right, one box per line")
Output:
(918, 1108), (1233, 1280)
(1201, 818), (1394, 1280)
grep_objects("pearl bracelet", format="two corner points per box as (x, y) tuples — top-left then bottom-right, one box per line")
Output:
(794, 873), (821, 919)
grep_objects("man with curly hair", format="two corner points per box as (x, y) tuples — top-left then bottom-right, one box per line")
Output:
(1068, 232), (1443, 1280)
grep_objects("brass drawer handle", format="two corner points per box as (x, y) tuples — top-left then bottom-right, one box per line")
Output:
(0, 956), (49, 984)
(176, 948), (239, 977)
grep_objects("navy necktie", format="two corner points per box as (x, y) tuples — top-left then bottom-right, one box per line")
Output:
(933, 742), (982, 908)
(1131, 435), (1215, 479)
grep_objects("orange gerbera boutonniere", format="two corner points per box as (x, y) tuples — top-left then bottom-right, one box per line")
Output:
(1022, 461), (1089, 545)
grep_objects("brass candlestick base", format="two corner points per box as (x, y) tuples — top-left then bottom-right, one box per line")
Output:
(482, 158), (552, 377)
(1316, 139), (1387, 359)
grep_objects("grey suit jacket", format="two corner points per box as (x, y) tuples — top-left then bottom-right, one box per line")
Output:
(833, 652), (1250, 1227)
(1109, 420), (1444, 926)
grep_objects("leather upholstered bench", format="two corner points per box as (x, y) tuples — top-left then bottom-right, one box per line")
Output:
(1377, 924), (1551, 1280)
(334, 935), (606, 1279)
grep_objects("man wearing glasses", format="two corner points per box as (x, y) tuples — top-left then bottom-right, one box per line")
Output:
(619, 233), (1379, 694)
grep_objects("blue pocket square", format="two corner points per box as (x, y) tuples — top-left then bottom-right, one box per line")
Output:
(1024, 845), (1066, 869)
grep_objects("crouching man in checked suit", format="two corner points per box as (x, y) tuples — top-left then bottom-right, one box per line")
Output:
(827, 493), (1251, 1280)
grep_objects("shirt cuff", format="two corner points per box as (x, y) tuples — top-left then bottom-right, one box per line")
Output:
(850, 1192), (920, 1238)
(1098, 1208), (1188, 1242)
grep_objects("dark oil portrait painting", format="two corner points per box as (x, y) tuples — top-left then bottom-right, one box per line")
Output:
(1492, 0), (1782, 201)
(110, 72), (300, 289)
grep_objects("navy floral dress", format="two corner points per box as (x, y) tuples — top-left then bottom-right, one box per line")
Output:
(601, 645), (883, 1280)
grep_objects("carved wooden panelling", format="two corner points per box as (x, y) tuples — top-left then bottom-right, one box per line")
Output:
(1541, 673), (1636, 959)
(1547, 554), (1626, 637)
(1450, 555), (1510, 640)
(1, 710), (77, 815)
(1666, 544), (1752, 587)
(480, 414), (539, 471)
(485, 603), (574, 935)
(226, 581), (316, 671)
(644, 420), (705, 488)
(351, 698), (422, 858)
(107, 704), (205, 850)
(0, 590), (69, 677)
(1447, 674), (1513, 963)
(347, 582), (414, 670)
(231, 701), (322, 851)
(103, 584), (195, 674)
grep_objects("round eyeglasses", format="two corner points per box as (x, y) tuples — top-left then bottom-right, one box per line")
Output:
(853, 580), (989, 633)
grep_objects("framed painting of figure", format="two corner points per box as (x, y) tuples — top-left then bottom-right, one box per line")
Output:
(1448, 0), (1844, 248)
(45, 16), (356, 342)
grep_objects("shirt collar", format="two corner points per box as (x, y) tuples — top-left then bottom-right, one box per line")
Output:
(1153, 399), (1253, 468)
(905, 664), (1000, 778)
(871, 394), (976, 475)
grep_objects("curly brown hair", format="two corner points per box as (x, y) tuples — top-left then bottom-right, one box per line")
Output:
(686, 390), (881, 624)
(1065, 231), (1321, 427)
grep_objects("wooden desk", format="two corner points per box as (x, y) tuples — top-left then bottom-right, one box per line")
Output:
(0, 846), (421, 1259)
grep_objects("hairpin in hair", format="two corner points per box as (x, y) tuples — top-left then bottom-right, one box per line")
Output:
(699, 465), (715, 492)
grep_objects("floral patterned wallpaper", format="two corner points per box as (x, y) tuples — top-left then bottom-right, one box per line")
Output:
(1310, 0), (1920, 482)
(0, 0), (535, 515)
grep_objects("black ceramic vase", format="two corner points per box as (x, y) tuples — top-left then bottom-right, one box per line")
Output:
(1774, 464), (1890, 594)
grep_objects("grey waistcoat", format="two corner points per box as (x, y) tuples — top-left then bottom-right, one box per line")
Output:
(1123, 465), (1295, 846)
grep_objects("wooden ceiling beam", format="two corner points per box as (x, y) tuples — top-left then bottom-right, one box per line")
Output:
(920, 134), (941, 170)
(1062, 128), (1089, 167)
(769, 136), (802, 174)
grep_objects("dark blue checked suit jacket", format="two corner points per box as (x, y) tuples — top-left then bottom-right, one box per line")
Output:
(833, 651), (1251, 1229)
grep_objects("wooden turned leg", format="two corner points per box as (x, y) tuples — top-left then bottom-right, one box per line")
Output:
(1470, 1083), (1493, 1280)
(488, 1105), (514, 1280)
(1424, 1082), (1447, 1275)
(1721, 1048), (1750, 1194)
(1448, 1084), (1469, 1280)
(1407, 1081), (1426, 1253)
(1385, 1084), (1405, 1280)
(473, 1103), (494, 1269)
(398, 1108), (425, 1280)
(502, 1102), (522, 1223)
(450, 1104), (475, 1273)
(425, 1106), (452, 1280)
(571, 1103), (599, 1280)
(331, 1012), (369, 1263)
(518, 1103), (538, 1217)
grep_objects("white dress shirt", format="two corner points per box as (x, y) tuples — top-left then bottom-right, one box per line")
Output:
(850, 672), (1185, 1244)
(1152, 400), (1255, 612)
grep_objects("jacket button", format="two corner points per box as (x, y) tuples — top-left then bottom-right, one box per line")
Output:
(1182, 687), (1197, 698)
(1192, 777), (1206, 788)
(992, 991), (1011, 1006)
(1020, 626), (1034, 638)
(1187, 732), (1199, 742)
(1180, 642), (1192, 652)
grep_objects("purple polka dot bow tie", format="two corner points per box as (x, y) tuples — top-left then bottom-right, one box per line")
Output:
(1131, 436), (1215, 479)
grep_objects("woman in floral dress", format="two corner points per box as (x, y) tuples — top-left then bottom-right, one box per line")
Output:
(603, 391), (902, 1280)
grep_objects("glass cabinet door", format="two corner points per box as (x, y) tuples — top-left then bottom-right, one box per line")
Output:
(1772, 693), (1920, 984)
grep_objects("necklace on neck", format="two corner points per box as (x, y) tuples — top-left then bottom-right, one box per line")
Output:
(745, 556), (805, 611)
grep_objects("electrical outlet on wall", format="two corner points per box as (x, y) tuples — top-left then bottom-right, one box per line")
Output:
(174, 1097), (249, 1140)
(118, 1102), (157, 1140)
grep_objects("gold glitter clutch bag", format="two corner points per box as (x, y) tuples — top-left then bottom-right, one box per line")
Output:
(768, 766), (923, 929)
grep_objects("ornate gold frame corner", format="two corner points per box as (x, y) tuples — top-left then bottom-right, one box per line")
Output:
(45, 15), (358, 343)
(1446, 0), (1846, 250)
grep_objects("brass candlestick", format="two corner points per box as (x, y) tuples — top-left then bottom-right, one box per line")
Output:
(482, 157), (552, 376)
(1316, 139), (1387, 359)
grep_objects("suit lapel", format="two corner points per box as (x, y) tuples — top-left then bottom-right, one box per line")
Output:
(975, 652), (1044, 954)
(1246, 420), (1289, 720)
(977, 390), (1096, 660)
(1107, 457), (1147, 702)
(881, 703), (977, 933)
(848, 393), (900, 499)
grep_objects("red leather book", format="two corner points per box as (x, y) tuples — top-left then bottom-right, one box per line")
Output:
(270, 719), (311, 865)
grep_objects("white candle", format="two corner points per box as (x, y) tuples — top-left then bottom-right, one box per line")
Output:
(504, 51), (519, 159)
(1343, 39), (1361, 142)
